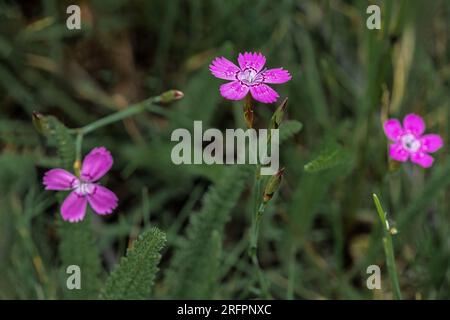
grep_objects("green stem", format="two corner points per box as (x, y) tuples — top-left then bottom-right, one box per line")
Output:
(75, 132), (83, 162)
(373, 193), (402, 300)
(250, 202), (270, 299)
(249, 202), (266, 256)
(247, 164), (271, 298)
(249, 164), (262, 256)
(77, 96), (167, 135)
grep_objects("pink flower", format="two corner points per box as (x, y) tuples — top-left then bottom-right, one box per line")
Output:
(43, 147), (118, 222)
(383, 114), (443, 168)
(209, 52), (291, 104)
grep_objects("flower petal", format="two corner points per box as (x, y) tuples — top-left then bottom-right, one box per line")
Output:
(261, 68), (292, 84)
(389, 143), (409, 162)
(238, 52), (266, 72)
(81, 147), (113, 182)
(87, 185), (118, 215)
(411, 152), (434, 168)
(219, 81), (249, 101)
(403, 114), (425, 136)
(61, 191), (87, 222)
(421, 134), (443, 153)
(43, 168), (77, 190)
(209, 57), (240, 80)
(383, 119), (403, 141)
(250, 84), (279, 104)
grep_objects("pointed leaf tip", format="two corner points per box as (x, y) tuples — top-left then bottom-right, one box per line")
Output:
(32, 111), (46, 134)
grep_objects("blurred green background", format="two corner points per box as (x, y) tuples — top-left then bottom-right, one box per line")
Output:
(1, 0), (449, 299)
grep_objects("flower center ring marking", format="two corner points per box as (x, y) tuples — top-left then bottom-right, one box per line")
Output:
(236, 67), (266, 87)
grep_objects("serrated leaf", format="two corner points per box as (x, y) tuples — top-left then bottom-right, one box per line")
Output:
(304, 143), (348, 173)
(58, 215), (103, 299)
(279, 120), (303, 144)
(100, 227), (166, 300)
(35, 115), (75, 170)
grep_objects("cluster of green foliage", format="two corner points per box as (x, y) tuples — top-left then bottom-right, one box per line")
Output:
(1, 0), (450, 299)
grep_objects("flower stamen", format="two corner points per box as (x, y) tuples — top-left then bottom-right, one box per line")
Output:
(74, 180), (95, 196)
(401, 133), (421, 153)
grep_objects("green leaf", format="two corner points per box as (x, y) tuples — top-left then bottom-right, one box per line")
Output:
(100, 228), (166, 300)
(279, 120), (303, 144)
(34, 114), (75, 170)
(58, 215), (103, 299)
(304, 142), (349, 173)
(166, 165), (251, 299)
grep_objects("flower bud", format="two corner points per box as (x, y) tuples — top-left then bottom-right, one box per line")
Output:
(32, 111), (47, 135)
(263, 168), (284, 203)
(157, 90), (184, 104)
(269, 97), (288, 130)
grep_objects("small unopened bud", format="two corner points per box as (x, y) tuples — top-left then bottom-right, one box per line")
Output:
(269, 97), (288, 130)
(263, 168), (285, 203)
(158, 90), (184, 104)
(74, 159), (82, 176)
(389, 227), (398, 235)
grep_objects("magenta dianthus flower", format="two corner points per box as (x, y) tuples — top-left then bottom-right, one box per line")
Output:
(209, 52), (291, 104)
(43, 147), (118, 222)
(383, 114), (443, 168)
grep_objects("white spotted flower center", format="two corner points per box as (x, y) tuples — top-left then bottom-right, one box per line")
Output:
(401, 133), (421, 153)
(237, 68), (264, 86)
(73, 180), (95, 196)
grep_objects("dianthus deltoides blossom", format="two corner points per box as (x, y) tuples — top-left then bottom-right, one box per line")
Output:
(43, 147), (118, 222)
(383, 114), (443, 168)
(209, 52), (291, 103)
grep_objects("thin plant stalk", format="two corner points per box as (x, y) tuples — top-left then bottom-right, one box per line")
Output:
(248, 164), (271, 298)
(244, 91), (270, 297)
(373, 193), (402, 300)
(77, 97), (167, 135)
(246, 97), (287, 299)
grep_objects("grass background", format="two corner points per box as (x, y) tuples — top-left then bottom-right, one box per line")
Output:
(1, 0), (449, 299)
